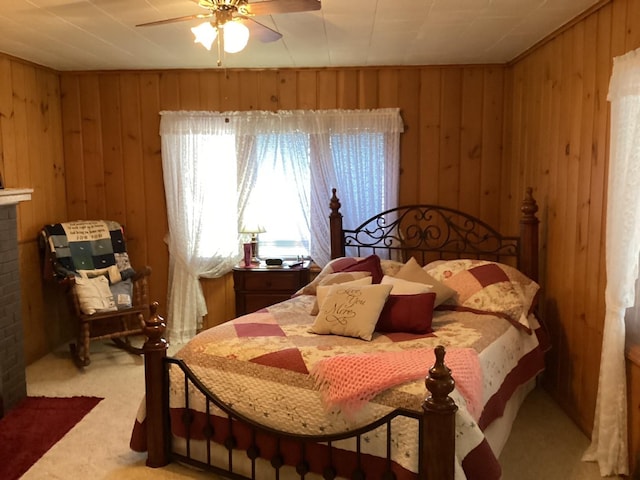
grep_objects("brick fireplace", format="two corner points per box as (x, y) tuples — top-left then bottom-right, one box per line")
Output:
(0, 188), (32, 417)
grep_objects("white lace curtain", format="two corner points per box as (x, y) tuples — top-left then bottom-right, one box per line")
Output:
(582, 47), (640, 476)
(160, 109), (402, 343)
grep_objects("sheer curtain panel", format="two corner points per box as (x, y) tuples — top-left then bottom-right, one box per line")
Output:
(582, 47), (640, 476)
(160, 112), (240, 343)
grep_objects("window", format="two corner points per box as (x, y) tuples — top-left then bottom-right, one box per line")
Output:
(159, 108), (403, 342)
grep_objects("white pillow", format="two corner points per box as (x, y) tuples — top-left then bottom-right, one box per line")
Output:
(381, 275), (433, 295)
(74, 276), (118, 315)
(309, 283), (393, 341)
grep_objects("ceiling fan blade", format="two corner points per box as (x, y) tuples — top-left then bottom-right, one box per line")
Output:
(136, 13), (213, 27)
(247, 0), (321, 16)
(240, 17), (283, 43)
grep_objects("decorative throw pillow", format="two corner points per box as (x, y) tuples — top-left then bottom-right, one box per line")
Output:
(380, 275), (433, 295)
(109, 278), (133, 310)
(309, 283), (393, 341)
(376, 292), (437, 334)
(74, 276), (118, 315)
(339, 255), (384, 284)
(311, 273), (373, 315)
(395, 257), (456, 306)
(425, 259), (539, 332)
(293, 257), (361, 297)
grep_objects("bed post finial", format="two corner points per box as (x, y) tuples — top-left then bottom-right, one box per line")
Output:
(329, 188), (344, 259)
(519, 187), (539, 282)
(422, 345), (457, 480)
(142, 302), (170, 468)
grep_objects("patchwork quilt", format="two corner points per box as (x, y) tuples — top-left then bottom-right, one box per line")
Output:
(131, 294), (545, 480)
(41, 220), (135, 280)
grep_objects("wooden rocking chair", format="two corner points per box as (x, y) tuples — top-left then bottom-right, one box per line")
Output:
(39, 220), (152, 367)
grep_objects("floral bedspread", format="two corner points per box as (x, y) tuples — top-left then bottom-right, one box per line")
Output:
(131, 294), (544, 480)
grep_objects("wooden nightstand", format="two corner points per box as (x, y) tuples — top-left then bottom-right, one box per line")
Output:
(233, 262), (311, 316)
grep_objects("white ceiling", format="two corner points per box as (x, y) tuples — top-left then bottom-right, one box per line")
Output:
(0, 0), (600, 71)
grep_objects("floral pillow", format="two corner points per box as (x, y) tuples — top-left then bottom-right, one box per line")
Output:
(309, 283), (393, 341)
(394, 257), (456, 306)
(425, 259), (539, 333)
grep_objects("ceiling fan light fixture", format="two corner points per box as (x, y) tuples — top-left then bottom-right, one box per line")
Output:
(191, 21), (217, 50)
(222, 21), (249, 53)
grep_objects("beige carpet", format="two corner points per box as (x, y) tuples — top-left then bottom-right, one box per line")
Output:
(21, 339), (612, 480)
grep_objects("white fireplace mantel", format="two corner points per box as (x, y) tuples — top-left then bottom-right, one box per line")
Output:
(0, 188), (33, 206)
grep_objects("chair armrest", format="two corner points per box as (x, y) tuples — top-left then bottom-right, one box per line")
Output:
(131, 266), (152, 282)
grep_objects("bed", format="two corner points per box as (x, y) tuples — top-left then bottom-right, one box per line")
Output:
(131, 187), (547, 480)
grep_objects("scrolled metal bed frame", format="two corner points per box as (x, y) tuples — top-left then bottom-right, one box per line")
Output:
(140, 188), (540, 480)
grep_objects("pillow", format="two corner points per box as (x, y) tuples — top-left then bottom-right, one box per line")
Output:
(311, 274), (373, 315)
(77, 265), (122, 284)
(109, 278), (133, 310)
(309, 283), (393, 341)
(376, 292), (436, 334)
(381, 275), (433, 295)
(395, 257), (456, 306)
(73, 276), (118, 315)
(426, 259), (539, 332)
(339, 255), (384, 284)
(293, 257), (361, 296)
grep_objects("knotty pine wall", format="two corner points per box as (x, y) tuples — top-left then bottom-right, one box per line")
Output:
(2, 0), (639, 466)
(503, 0), (640, 465)
(0, 56), (71, 363)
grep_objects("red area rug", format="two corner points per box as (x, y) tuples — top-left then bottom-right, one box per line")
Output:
(0, 396), (102, 480)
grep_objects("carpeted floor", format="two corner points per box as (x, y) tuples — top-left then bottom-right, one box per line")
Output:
(20, 339), (614, 479)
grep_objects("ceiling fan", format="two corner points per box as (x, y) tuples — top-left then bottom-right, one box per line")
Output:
(137, 0), (321, 64)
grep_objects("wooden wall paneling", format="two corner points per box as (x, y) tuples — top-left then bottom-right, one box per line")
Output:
(139, 73), (169, 317)
(119, 73), (149, 276)
(317, 70), (338, 110)
(551, 30), (576, 408)
(238, 71), (259, 110)
(397, 69), (420, 205)
(159, 71), (181, 111)
(178, 71), (202, 110)
(296, 70), (318, 109)
(336, 70), (359, 110)
(417, 68), (442, 205)
(625, 0), (640, 49)
(357, 69), (378, 109)
(98, 75), (127, 222)
(199, 71), (222, 111)
(573, 14), (599, 430)
(38, 69), (67, 224)
(277, 70), (298, 110)
(220, 70), (241, 111)
(9, 63), (35, 236)
(562, 21), (585, 419)
(438, 69), (462, 209)
(61, 75), (87, 220)
(458, 67), (484, 218)
(479, 67), (504, 229)
(257, 70), (279, 111)
(79, 75), (107, 220)
(540, 37), (564, 393)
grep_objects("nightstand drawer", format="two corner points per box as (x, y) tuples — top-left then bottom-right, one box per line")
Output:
(243, 271), (301, 291)
(233, 263), (311, 316)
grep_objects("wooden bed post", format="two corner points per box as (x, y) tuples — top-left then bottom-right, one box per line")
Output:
(519, 187), (540, 283)
(142, 302), (170, 467)
(422, 345), (457, 480)
(329, 188), (345, 259)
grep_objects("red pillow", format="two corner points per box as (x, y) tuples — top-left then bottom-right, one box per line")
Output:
(376, 292), (436, 334)
(338, 255), (384, 284)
